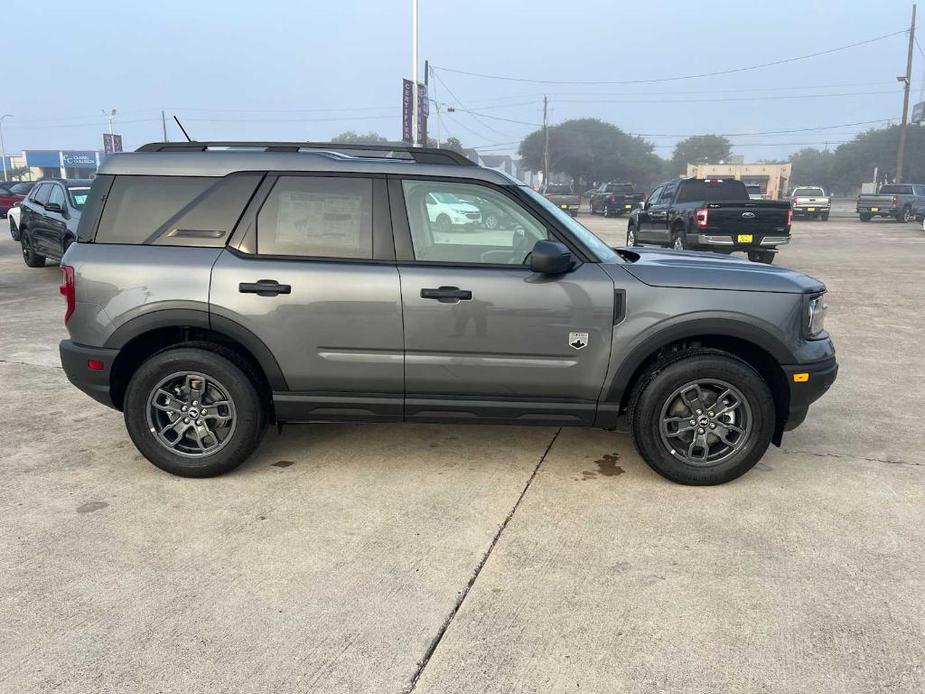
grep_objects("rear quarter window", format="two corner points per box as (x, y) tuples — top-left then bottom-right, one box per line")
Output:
(94, 173), (262, 246)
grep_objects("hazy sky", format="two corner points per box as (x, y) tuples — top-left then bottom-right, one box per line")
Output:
(3, 0), (918, 162)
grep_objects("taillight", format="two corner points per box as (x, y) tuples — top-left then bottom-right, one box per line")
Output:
(892, 194), (899, 208)
(609, 193), (616, 203)
(60, 265), (75, 324)
(786, 208), (793, 226)
(694, 207), (709, 228)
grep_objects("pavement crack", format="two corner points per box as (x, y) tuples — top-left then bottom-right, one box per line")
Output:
(404, 427), (562, 693)
(781, 448), (922, 467)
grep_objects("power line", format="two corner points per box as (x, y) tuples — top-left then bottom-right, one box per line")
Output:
(430, 67), (523, 140)
(432, 29), (907, 86)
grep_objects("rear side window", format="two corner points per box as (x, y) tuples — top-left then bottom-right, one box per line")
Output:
(677, 180), (749, 203)
(256, 176), (373, 259)
(95, 174), (262, 246)
(879, 185), (913, 195)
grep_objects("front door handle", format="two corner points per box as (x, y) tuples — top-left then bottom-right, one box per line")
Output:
(239, 279), (291, 297)
(420, 286), (472, 303)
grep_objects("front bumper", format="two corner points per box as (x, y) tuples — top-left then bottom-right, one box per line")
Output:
(782, 356), (838, 431)
(60, 340), (120, 409)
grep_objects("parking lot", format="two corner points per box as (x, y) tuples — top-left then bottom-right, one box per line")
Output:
(1, 200), (923, 692)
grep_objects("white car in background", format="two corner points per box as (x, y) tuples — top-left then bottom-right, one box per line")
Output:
(425, 191), (482, 231)
(8, 203), (21, 240)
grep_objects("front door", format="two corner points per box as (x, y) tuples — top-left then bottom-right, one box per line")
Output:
(210, 174), (404, 421)
(392, 177), (615, 426)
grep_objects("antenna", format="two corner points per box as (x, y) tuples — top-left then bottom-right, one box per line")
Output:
(172, 116), (193, 142)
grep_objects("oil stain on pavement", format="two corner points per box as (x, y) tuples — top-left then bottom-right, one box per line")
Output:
(577, 452), (625, 481)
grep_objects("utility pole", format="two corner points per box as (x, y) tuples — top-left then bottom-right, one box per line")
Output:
(896, 3), (916, 182)
(161, 109), (169, 142)
(0, 114), (10, 183)
(411, 0), (419, 147)
(102, 108), (117, 136)
(542, 95), (549, 192)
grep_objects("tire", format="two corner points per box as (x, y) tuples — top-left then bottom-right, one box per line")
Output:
(123, 348), (266, 478)
(603, 206), (611, 218)
(821, 213), (829, 221)
(670, 229), (686, 251)
(9, 217), (19, 241)
(626, 225), (638, 247)
(435, 214), (452, 233)
(20, 231), (46, 267)
(859, 213), (871, 222)
(629, 352), (775, 485)
(902, 206), (914, 223)
(748, 250), (775, 264)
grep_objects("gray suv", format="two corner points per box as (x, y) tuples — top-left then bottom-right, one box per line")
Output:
(58, 142), (837, 485)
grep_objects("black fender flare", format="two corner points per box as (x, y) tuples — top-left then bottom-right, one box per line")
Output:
(603, 314), (795, 406)
(104, 307), (287, 391)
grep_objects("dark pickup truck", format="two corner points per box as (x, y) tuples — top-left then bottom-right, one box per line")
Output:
(589, 182), (645, 217)
(856, 183), (925, 222)
(626, 178), (792, 264)
(543, 184), (580, 217)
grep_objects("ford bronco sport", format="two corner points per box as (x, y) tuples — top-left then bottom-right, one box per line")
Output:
(58, 142), (837, 485)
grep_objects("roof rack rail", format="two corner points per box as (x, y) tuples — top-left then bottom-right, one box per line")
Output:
(135, 141), (476, 166)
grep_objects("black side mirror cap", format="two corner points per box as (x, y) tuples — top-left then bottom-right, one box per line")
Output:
(45, 202), (64, 213)
(530, 239), (574, 275)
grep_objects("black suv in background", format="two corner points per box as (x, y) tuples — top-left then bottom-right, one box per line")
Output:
(18, 179), (92, 267)
(627, 178), (792, 263)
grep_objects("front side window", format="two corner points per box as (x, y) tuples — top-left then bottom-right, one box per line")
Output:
(647, 186), (664, 206)
(257, 176), (373, 259)
(402, 180), (547, 265)
(47, 184), (65, 208)
(33, 183), (51, 205)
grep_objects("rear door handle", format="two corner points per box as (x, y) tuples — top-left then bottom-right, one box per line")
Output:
(420, 286), (472, 303)
(239, 279), (291, 297)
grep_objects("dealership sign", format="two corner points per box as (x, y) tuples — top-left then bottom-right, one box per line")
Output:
(401, 79), (428, 145)
(103, 133), (123, 156)
(24, 150), (100, 169)
(913, 101), (925, 125)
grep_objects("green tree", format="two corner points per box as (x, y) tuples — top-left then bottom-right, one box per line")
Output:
(426, 136), (465, 153)
(829, 124), (925, 190)
(331, 131), (391, 144)
(518, 118), (662, 187)
(789, 148), (836, 192)
(671, 135), (733, 174)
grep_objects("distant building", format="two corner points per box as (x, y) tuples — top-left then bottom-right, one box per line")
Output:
(8, 149), (104, 180)
(686, 163), (792, 200)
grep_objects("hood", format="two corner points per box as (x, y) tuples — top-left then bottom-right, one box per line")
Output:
(613, 248), (825, 294)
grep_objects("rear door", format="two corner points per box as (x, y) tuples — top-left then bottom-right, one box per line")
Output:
(391, 177), (615, 425)
(210, 173), (404, 421)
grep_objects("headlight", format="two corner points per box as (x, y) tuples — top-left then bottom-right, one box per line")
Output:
(805, 294), (828, 338)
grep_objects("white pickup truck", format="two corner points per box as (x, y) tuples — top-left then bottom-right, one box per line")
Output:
(790, 186), (831, 221)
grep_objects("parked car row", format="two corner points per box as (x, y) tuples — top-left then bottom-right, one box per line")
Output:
(12, 179), (90, 266)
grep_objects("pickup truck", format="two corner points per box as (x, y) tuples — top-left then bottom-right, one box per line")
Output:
(790, 186), (831, 221)
(543, 184), (580, 217)
(626, 177), (792, 264)
(745, 183), (767, 200)
(856, 183), (925, 222)
(589, 182), (645, 217)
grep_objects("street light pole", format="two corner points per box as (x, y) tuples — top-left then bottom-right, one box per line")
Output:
(0, 114), (10, 182)
(411, 0), (419, 147)
(896, 3), (916, 183)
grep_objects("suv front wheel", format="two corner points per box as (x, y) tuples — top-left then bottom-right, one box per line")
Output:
(630, 352), (775, 485)
(124, 348), (266, 477)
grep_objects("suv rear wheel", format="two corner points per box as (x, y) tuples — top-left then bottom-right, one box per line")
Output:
(123, 348), (266, 477)
(630, 352), (775, 485)
(20, 231), (46, 267)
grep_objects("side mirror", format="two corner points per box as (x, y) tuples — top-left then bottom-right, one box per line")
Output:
(530, 239), (574, 275)
(45, 202), (64, 213)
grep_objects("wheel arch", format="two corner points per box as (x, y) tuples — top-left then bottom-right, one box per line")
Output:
(603, 320), (793, 445)
(105, 309), (286, 412)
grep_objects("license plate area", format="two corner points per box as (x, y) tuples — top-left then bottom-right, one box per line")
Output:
(870, 207), (879, 212)
(737, 234), (753, 243)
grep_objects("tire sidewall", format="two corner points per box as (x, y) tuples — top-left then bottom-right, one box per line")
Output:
(123, 348), (265, 477)
(632, 354), (775, 485)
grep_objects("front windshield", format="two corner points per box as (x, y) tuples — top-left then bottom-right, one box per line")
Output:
(68, 187), (90, 209)
(432, 192), (465, 204)
(9, 182), (34, 195)
(523, 186), (617, 261)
